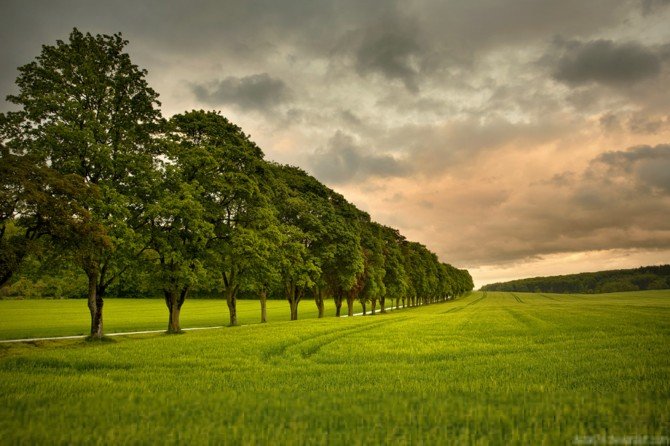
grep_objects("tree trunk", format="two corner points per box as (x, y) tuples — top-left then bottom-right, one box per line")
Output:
(401, 297), (406, 308)
(371, 299), (377, 315)
(361, 300), (367, 315)
(315, 288), (325, 318)
(165, 287), (187, 333)
(334, 293), (343, 317)
(287, 285), (301, 321)
(86, 270), (104, 339)
(168, 304), (180, 333)
(379, 296), (386, 313)
(346, 291), (355, 317)
(226, 286), (238, 326)
(290, 300), (298, 320)
(223, 270), (238, 326)
(165, 291), (180, 333)
(289, 296), (300, 321)
(260, 290), (268, 323)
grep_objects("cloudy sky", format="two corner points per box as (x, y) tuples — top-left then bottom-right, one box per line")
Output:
(2, 0), (670, 287)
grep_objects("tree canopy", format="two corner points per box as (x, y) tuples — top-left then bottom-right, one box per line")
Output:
(1, 28), (162, 337)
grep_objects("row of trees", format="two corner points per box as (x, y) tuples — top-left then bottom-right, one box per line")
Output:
(0, 29), (473, 338)
(482, 265), (670, 294)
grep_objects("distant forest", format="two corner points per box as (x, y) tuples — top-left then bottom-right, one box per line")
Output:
(482, 265), (670, 294)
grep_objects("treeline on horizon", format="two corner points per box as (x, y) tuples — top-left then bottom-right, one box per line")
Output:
(481, 265), (670, 294)
(0, 29), (473, 338)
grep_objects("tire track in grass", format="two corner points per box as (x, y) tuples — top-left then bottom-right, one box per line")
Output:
(503, 307), (535, 330)
(510, 293), (524, 303)
(540, 293), (560, 301)
(299, 318), (408, 359)
(262, 318), (406, 362)
(440, 306), (465, 314)
(464, 292), (488, 307)
(503, 306), (558, 331)
(439, 292), (488, 315)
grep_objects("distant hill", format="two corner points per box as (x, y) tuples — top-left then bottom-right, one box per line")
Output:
(481, 264), (670, 294)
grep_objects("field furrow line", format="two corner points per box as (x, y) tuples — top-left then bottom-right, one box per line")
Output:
(503, 307), (535, 330)
(465, 293), (488, 307)
(439, 306), (465, 314)
(540, 293), (560, 301)
(300, 318), (407, 359)
(510, 293), (524, 303)
(262, 318), (406, 362)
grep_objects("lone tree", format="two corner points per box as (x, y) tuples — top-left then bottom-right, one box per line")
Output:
(1, 29), (162, 338)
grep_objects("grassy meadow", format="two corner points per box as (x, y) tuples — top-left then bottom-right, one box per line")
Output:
(0, 291), (669, 444)
(0, 298), (369, 340)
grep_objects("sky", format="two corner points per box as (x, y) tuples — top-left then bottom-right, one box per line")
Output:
(2, 0), (670, 288)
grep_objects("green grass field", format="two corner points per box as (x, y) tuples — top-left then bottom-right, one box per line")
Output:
(1, 291), (669, 444)
(0, 297), (369, 340)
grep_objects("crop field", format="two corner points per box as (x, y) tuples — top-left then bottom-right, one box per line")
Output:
(1, 291), (669, 444)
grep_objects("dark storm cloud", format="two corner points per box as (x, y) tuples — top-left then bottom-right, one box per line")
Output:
(599, 111), (670, 135)
(596, 143), (670, 166)
(348, 15), (423, 92)
(192, 74), (292, 111)
(309, 131), (409, 184)
(627, 113), (670, 134)
(594, 144), (670, 193)
(551, 39), (663, 86)
(0, 0), (651, 106)
(641, 0), (670, 14)
(3, 0), (670, 279)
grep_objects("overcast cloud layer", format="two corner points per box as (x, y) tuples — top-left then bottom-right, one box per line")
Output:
(2, 0), (669, 287)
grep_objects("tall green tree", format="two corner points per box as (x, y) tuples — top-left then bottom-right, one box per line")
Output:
(323, 193), (365, 317)
(168, 110), (268, 326)
(1, 29), (161, 337)
(233, 224), (283, 323)
(270, 165), (333, 320)
(277, 223), (319, 320)
(401, 241), (425, 308)
(380, 225), (408, 312)
(145, 156), (213, 333)
(358, 222), (386, 315)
